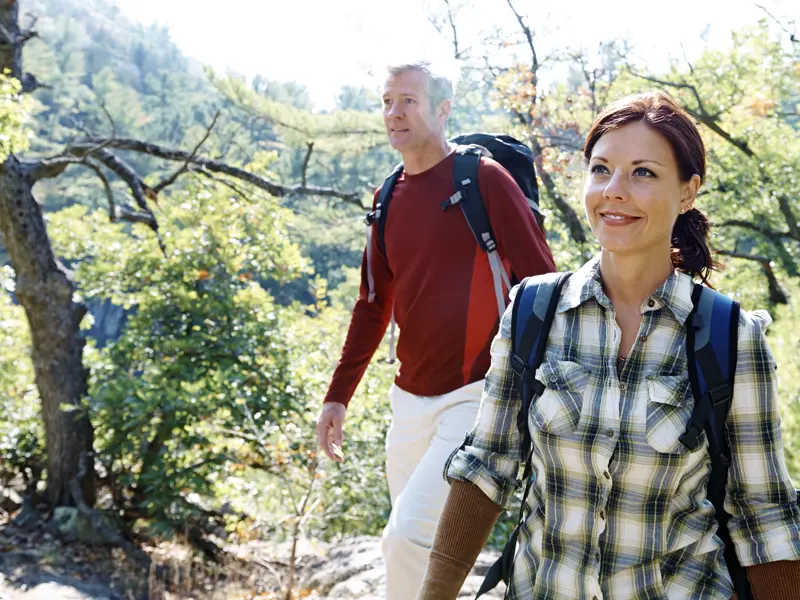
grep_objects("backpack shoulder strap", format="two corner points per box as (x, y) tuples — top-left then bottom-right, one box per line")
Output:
(476, 271), (571, 599)
(510, 272), (573, 462)
(450, 146), (512, 318)
(680, 284), (740, 454)
(365, 163), (403, 256)
(681, 285), (753, 600)
(449, 145), (496, 253)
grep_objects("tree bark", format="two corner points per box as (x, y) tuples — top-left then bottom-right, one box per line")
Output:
(0, 1), (95, 507)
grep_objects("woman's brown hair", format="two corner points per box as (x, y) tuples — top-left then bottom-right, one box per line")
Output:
(584, 92), (719, 284)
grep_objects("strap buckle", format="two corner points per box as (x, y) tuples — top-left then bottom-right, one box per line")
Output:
(708, 384), (731, 406)
(678, 425), (703, 450)
(441, 190), (463, 211)
(364, 207), (381, 225)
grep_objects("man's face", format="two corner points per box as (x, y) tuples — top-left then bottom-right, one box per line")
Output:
(381, 69), (448, 153)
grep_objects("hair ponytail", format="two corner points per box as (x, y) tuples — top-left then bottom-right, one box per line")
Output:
(670, 208), (719, 285)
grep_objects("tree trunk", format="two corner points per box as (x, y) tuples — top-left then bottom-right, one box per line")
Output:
(0, 159), (95, 507)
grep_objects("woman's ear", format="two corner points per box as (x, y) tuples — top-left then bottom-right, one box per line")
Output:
(680, 174), (701, 212)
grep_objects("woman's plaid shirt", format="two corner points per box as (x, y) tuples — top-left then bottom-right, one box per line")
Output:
(446, 257), (800, 600)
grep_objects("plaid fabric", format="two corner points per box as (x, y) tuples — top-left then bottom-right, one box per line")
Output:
(446, 256), (800, 600)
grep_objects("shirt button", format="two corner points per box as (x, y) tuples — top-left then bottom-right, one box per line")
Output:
(593, 596), (599, 600)
(647, 299), (656, 308)
(619, 382), (627, 391)
(600, 510), (606, 519)
(606, 429), (615, 438)
(603, 471), (611, 479)
(640, 335), (648, 342)
(595, 552), (601, 561)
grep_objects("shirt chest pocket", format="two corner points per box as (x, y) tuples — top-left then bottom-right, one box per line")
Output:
(645, 374), (695, 454)
(530, 360), (589, 435)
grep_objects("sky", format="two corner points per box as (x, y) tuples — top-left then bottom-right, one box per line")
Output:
(113, 0), (798, 110)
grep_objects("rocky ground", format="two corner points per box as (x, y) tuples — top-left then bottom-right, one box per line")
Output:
(0, 517), (506, 600)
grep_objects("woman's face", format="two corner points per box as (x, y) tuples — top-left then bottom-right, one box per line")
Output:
(584, 120), (699, 259)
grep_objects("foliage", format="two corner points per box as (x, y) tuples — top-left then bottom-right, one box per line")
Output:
(47, 183), (308, 530)
(0, 267), (43, 486)
(0, 74), (31, 160)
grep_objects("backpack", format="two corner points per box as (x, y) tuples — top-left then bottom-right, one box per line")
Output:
(364, 133), (544, 327)
(476, 272), (755, 600)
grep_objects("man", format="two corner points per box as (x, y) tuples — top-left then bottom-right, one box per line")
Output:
(316, 61), (555, 599)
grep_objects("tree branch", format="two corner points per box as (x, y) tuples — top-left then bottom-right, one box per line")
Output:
(505, 0), (538, 83)
(754, 3), (798, 43)
(152, 109), (220, 195)
(443, 0), (462, 58)
(716, 219), (799, 243)
(81, 137), (362, 204)
(626, 68), (758, 158)
(69, 451), (152, 568)
(301, 141), (314, 188)
(717, 249), (789, 304)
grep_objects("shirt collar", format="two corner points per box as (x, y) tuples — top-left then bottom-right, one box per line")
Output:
(558, 255), (695, 324)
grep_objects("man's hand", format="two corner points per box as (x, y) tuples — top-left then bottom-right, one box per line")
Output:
(316, 402), (346, 463)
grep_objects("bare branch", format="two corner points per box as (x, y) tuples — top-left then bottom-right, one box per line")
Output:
(89, 149), (155, 214)
(717, 249), (789, 304)
(754, 3), (798, 42)
(152, 109), (221, 195)
(98, 101), (117, 141)
(716, 219), (799, 243)
(679, 43), (695, 76)
(444, 0), (462, 58)
(81, 137), (363, 204)
(626, 68), (758, 159)
(301, 141), (314, 188)
(78, 160), (116, 219)
(505, 0), (538, 83)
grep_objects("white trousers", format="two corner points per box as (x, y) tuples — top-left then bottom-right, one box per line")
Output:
(380, 379), (483, 600)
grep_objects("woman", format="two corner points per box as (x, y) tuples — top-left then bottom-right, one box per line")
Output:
(416, 92), (800, 599)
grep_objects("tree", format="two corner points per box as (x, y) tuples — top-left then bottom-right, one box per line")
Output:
(0, 0), (359, 513)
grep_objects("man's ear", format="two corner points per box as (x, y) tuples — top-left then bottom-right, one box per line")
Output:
(437, 98), (452, 123)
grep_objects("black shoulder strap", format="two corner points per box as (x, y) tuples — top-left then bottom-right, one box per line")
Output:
(476, 271), (571, 599)
(510, 272), (572, 463)
(682, 284), (751, 600)
(681, 284), (740, 453)
(449, 146), (498, 253)
(365, 163), (403, 256)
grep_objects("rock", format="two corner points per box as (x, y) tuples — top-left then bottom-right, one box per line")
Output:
(52, 507), (116, 546)
(0, 575), (120, 600)
(297, 536), (506, 599)
(0, 489), (22, 514)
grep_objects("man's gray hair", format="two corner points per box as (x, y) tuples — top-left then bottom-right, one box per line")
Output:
(386, 61), (455, 111)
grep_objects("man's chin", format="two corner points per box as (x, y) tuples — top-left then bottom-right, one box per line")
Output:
(388, 139), (411, 152)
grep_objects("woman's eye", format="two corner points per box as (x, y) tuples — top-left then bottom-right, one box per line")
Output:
(405, 98), (416, 104)
(590, 164), (609, 174)
(383, 99), (392, 107)
(634, 167), (655, 177)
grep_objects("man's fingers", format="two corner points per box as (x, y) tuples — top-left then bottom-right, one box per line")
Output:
(331, 421), (343, 448)
(317, 404), (345, 463)
(317, 418), (334, 461)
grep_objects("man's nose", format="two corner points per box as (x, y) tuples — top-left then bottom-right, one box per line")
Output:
(387, 102), (404, 118)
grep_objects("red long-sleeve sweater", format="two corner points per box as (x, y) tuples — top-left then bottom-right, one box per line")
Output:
(324, 152), (555, 407)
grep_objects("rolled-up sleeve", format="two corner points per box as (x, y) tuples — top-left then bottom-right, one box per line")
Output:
(445, 287), (523, 507)
(725, 309), (800, 566)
